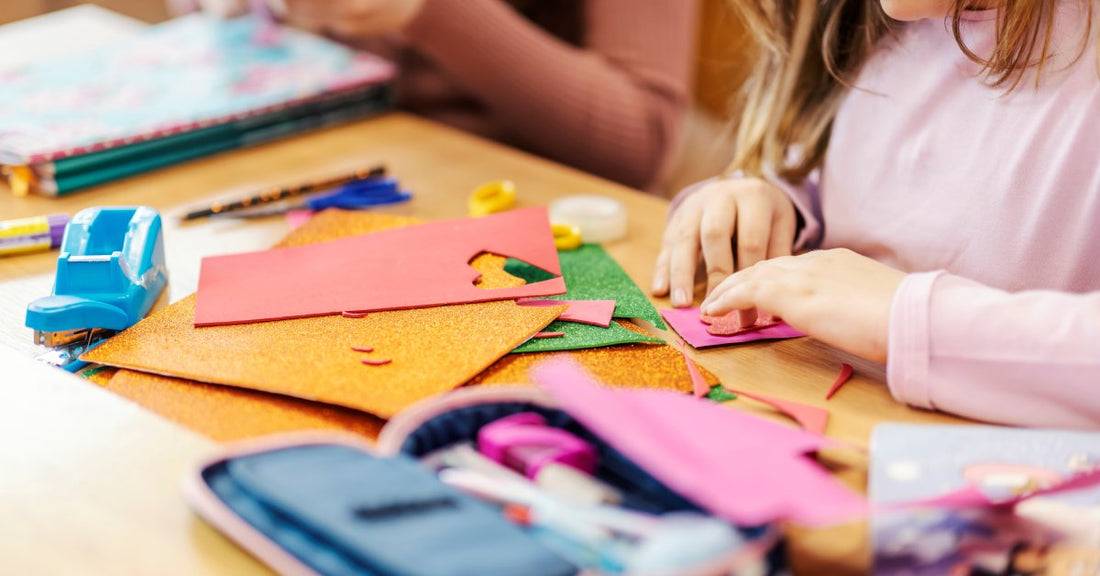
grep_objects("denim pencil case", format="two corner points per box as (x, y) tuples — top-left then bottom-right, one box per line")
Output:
(185, 386), (784, 576)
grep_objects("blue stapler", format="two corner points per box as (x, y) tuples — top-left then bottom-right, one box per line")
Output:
(25, 206), (168, 371)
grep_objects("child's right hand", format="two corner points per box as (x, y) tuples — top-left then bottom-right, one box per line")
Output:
(652, 178), (797, 307)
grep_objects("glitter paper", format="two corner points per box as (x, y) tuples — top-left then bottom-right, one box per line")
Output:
(825, 363), (854, 400)
(84, 211), (566, 419)
(194, 208), (565, 326)
(706, 386), (738, 402)
(505, 244), (666, 329)
(361, 358), (392, 366)
(101, 369), (383, 442)
(472, 339), (719, 394)
(511, 319), (662, 354)
(723, 388), (830, 436)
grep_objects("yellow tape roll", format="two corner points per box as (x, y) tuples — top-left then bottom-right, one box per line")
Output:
(468, 180), (518, 217)
(552, 223), (583, 251)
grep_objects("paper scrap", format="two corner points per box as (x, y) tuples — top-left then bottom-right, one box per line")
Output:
(531, 359), (866, 527)
(516, 299), (616, 328)
(825, 363), (854, 400)
(195, 207), (565, 326)
(701, 310), (781, 336)
(661, 307), (805, 349)
(505, 244), (665, 329)
(723, 388), (830, 436)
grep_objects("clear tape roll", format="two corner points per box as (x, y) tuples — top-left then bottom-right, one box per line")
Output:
(549, 195), (627, 244)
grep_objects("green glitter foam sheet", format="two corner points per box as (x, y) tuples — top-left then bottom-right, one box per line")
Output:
(511, 320), (663, 354)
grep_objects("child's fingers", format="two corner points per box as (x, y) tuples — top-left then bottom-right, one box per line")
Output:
(767, 205), (797, 258)
(700, 271), (754, 316)
(651, 247), (671, 296)
(666, 208), (703, 308)
(699, 194), (737, 295)
(734, 192), (774, 271)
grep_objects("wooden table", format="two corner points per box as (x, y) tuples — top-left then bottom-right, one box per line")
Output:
(0, 113), (964, 575)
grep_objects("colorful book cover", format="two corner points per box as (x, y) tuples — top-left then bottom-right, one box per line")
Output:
(871, 424), (1100, 575)
(0, 14), (394, 165)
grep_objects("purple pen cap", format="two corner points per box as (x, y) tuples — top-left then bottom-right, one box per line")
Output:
(47, 213), (69, 249)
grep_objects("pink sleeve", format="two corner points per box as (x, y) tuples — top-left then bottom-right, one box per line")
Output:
(667, 170), (823, 250)
(403, 0), (698, 190)
(888, 271), (1100, 428)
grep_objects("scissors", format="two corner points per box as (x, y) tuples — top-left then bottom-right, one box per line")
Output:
(226, 178), (412, 219)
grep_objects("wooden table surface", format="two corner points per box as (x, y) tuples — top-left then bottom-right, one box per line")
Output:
(0, 113), (965, 575)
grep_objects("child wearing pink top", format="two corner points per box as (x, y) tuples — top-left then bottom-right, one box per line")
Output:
(175, 0), (697, 192)
(653, 0), (1100, 428)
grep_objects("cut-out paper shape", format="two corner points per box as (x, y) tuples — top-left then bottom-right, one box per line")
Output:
(516, 299), (616, 328)
(723, 388), (830, 436)
(85, 211), (567, 419)
(101, 369), (384, 443)
(531, 359), (866, 526)
(671, 340), (711, 398)
(825, 363), (854, 400)
(195, 207), (565, 326)
(661, 307), (805, 349)
(883, 467), (1100, 511)
(533, 332), (565, 339)
(471, 340), (719, 394)
(350, 346), (374, 353)
(701, 311), (781, 336)
(505, 244), (666, 329)
(285, 209), (314, 230)
(511, 319), (662, 354)
(361, 358), (392, 366)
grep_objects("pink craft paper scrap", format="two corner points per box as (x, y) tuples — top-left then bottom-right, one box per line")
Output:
(285, 209), (314, 231)
(661, 307), (805, 349)
(723, 388), (830, 436)
(195, 207), (566, 326)
(882, 467), (1100, 512)
(531, 359), (866, 527)
(516, 299), (616, 328)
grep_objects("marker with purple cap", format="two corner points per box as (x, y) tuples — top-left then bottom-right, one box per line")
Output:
(0, 214), (69, 258)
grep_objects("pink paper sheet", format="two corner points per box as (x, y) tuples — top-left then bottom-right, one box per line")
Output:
(884, 467), (1100, 511)
(195, 208), (566, 326)
(723, 388), (830, 436)
(532, 359), (866, 527)
(516, 299), (616, 328)
(661, 307), (805, 349)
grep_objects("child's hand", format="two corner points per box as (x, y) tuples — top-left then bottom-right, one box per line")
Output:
(283, 0), (425, 38)
(652, 178), (797, 307)
(700, 249), (905, 363)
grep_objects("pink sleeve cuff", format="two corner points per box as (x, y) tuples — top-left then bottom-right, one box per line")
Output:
(886, 270), (946, 410)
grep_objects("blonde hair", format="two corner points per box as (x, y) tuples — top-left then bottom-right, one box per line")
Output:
(729, 0), (1097, 184)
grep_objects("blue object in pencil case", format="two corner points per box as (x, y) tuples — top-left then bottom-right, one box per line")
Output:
(25, 207), (167, 371)
(304, 178), (412, 211)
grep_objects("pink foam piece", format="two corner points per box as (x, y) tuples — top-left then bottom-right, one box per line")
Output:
(825, 363), (854, 400)
(724, 388), (830, 436)
(671, 340), (711, 398)
(531, 359), (866, 527)
(533, 331), (565, 339)
(661, 307), (805, 349)
(882, 467), (1100, 511)
(195, 208), (566, 326)
(285, 209), (314, 230)
(516, 299), (616, 328)
(701, 310), (781, 336)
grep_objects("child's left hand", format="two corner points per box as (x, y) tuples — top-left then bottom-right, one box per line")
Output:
(700, 249), (906, 363)
(283, 0), (425, 38)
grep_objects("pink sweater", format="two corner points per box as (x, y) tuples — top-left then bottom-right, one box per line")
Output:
(775, 4), (1100, 428)
(174, 0), (697, 190)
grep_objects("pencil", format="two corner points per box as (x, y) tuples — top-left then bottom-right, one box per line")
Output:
(183, 164), (386, 221)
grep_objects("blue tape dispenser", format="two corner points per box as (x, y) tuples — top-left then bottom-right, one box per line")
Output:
(25, 206), (167, 371)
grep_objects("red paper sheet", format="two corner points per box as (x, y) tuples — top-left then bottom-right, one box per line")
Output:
(195, 208), (566, 326)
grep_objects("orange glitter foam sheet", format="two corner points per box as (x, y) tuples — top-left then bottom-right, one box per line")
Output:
(193, 207), (566, 326)
(84, 210), (566, 419)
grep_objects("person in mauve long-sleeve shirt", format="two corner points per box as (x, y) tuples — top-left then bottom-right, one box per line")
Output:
(657, 0), (1100, 428)
(173, 0), (698, 191)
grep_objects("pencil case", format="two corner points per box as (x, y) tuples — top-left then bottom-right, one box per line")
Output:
(185, 386), (784, 575)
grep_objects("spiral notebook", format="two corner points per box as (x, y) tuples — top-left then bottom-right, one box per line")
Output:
(0, 13), (395, 195)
